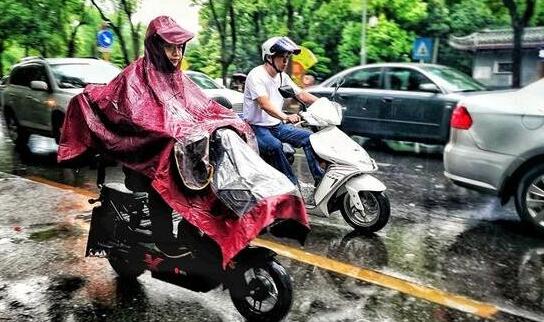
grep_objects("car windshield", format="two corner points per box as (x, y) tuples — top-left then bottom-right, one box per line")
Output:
(51, 62), (121, 88)
(519, 78), (544, 95)
(421, 66), (486, 92)
(187, 72), (222, 89)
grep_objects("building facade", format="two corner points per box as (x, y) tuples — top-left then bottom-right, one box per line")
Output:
(449, 27), (544, 89)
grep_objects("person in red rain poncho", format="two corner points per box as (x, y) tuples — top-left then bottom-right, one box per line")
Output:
(57, 16), (309, 267)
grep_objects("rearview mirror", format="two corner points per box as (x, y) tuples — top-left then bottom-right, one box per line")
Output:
(30, 80), (48, 91)
(419, 83), (440, 93)
(278, 85), (296, 98)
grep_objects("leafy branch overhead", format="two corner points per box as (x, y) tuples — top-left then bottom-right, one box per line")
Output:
(0, 0), (542, 86)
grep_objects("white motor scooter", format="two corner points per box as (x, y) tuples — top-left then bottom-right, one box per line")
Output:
(278, 85), (390, 233)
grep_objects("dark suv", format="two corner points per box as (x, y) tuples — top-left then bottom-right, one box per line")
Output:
(1, 57), (120, 148)
(308, 63), (487, 144)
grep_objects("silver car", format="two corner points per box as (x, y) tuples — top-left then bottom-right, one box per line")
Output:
(444, 78), (544, 232)
(2, 57), (121, 148)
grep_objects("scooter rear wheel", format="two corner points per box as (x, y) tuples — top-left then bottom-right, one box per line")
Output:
(340, 191), (390, 233)
(230, 260), (292, 322)
(108, 255), (145, 280)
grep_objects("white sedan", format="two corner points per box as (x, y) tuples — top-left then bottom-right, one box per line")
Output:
(444, 78), (544, 233)
(185, 70), (244, 113)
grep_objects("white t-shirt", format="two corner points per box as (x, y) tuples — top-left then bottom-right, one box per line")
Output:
(243, 65), (302, 126)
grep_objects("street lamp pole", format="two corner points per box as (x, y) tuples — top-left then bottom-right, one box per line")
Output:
(360, 0), (367, 65)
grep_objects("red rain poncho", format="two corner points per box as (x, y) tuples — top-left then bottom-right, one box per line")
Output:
(57, 16), (309, 267)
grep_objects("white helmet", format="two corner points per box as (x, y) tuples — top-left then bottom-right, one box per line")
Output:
(261, 36), (301, 61)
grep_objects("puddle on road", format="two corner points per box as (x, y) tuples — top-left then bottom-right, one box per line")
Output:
(29, 223), (83, 242)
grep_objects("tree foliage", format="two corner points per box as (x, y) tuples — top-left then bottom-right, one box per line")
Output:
(1, 0), (544, 82)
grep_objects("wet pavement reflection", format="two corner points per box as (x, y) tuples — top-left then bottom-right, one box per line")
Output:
(0, 121), (543, 321)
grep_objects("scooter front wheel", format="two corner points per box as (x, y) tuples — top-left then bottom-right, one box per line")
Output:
(340, 191), (390, 233)
(229, 260), (293, 322)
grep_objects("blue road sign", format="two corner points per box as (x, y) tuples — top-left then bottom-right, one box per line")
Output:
(412, 37), (433, 62)
(97, 29), (114, 49)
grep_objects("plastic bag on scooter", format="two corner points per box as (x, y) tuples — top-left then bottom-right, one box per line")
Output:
(210, 128), (299, 218)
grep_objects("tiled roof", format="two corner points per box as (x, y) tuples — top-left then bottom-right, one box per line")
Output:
(449, 27), (544, 50)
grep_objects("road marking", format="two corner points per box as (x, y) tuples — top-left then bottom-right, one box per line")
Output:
(26, 175), (500, 319)
(252, 238), (499, 319)
(25, 175), (97, 198)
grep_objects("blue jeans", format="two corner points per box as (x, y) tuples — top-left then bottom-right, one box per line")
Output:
(251, 123), (325, 185)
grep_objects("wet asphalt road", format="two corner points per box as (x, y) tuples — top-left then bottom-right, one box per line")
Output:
(0, 126), (543, 321)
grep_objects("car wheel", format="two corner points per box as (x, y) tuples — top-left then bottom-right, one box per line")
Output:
(515, 164), (544, 233)
(52, 112), (65, 144)
(3, 109), (29, 150)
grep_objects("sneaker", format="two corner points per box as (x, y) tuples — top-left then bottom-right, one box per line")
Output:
(154, 243), (192, 259)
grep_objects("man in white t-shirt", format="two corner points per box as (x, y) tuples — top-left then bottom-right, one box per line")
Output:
(243, 36), (324, 185)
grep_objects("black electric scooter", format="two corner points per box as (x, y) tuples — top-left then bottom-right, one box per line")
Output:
(85, 156), (294, 322)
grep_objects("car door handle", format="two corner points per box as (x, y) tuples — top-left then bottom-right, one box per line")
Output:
(382, 97), (394, 103)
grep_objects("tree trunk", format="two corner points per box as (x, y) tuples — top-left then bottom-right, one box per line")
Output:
(67, 2), (87, 57)
(286, 0), (294, 38)
(115, 13), (131, 65)
(0, 40), (4, 78)
(40, 45), (47, 58)
(120, 0), (141, 59)
(67, 23), (83, 57)
(209, 0), (236, 85)
(511, 23), (523, 88)
(502, 0), (536, 88)
(253, 12), (262, 60)
(221, 63), (229, 87)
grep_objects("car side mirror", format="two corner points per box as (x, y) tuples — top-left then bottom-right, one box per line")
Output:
(30, 80), (48, 91)
(419, 83), (440, 93)
(278, 85), (296, 99)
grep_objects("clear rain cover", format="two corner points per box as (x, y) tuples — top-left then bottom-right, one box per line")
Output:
(210, 128), (299, 217)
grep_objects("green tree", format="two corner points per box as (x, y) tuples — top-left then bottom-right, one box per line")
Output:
(338, 17), (414, 68)
(64, 0), (91, 57)
(193, 0), (238, 85)
(185, 37), (222, 76)
(90, 0), (143, 65)
(0, 0), (31, 76)
(533, 0), (544, 24)
(308, 0), (358, 74)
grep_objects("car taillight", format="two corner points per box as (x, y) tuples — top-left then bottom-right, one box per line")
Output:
(451, 105), (472, 130)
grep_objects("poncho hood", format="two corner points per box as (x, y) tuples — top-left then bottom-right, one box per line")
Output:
(145, 16), (193, 73)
